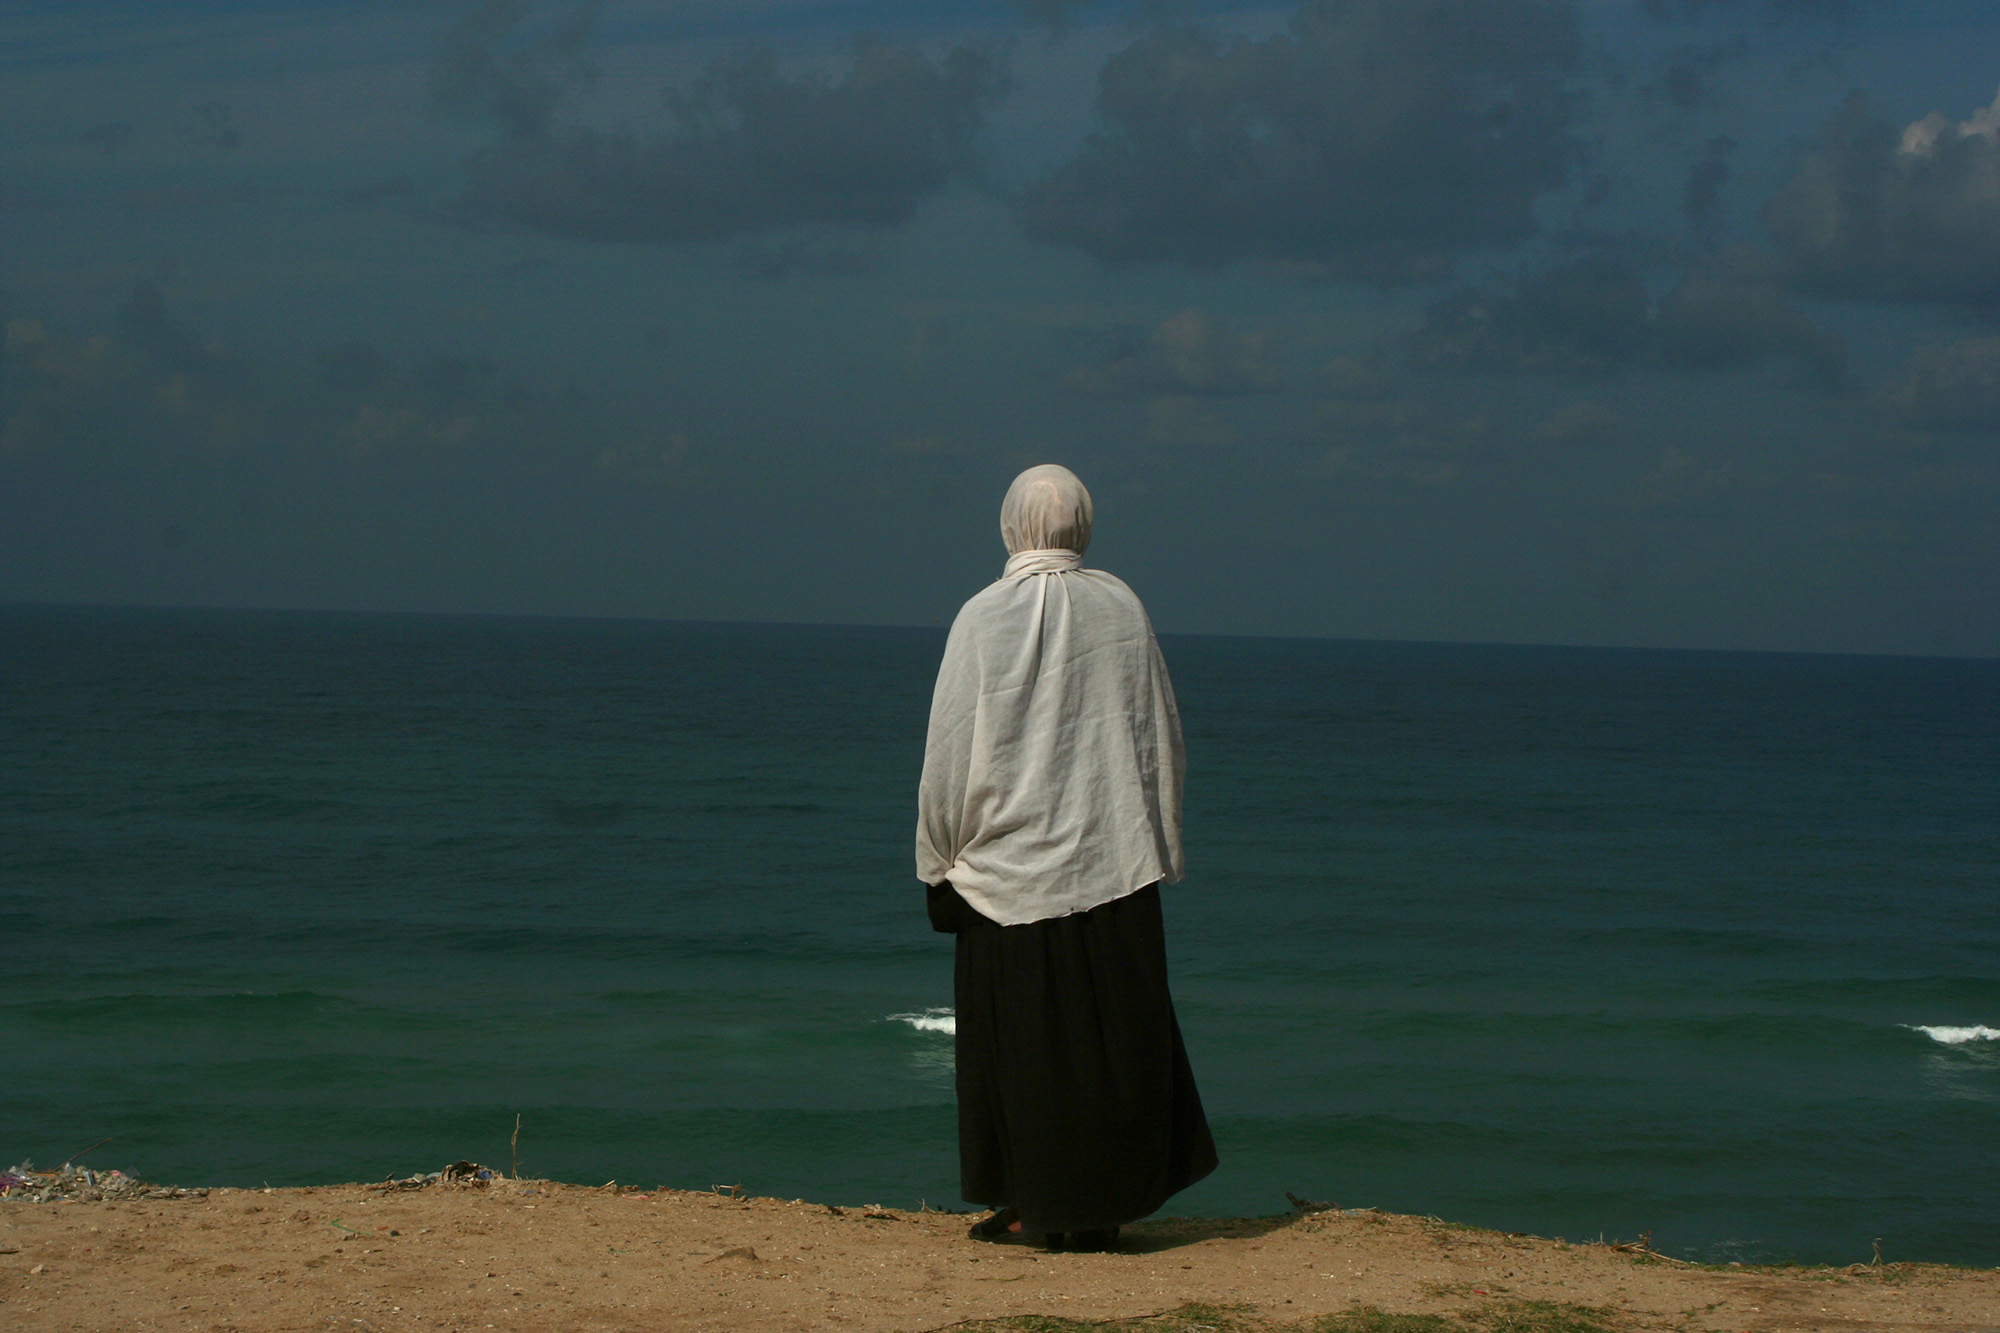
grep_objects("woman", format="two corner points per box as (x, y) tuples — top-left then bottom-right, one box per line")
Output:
(917, 463), (1217, 1252)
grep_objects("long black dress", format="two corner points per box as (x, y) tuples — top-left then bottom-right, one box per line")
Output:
(930, 880), (1217, 1234)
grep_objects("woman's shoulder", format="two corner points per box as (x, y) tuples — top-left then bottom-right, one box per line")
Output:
(955, 568), (1145, 616)
(1073, 568), (1141, 601)
(1068, 569), (1153, 623)
(952, 577), (1030, 621)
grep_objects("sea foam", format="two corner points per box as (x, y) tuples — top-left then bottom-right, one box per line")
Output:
(888, 1007), (956, 1035)
(1909, 1024), (2000, 1045)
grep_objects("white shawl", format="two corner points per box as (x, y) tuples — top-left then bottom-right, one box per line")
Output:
(916, 465), (1185, 926)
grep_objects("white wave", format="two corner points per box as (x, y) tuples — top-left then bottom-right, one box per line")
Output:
(888, 1007), (956, 1036)
(1908, 1024), (2000, 1045)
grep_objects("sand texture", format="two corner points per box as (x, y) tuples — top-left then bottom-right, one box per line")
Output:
(2, 1179), (1996, 1333)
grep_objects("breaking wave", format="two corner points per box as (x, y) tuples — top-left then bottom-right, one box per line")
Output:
(1909, 1024), (2000, 1045)
(887, 1007), (955, 1035)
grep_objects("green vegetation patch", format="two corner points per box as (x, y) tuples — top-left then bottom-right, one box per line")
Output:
(950, 1297), (1630, 1333)
(1311, 1307), (1463, 1333)
(970, 1302), (1262, 1333)
(1467, 1300), (1626, 1333)
(1314, 1301), (1623, 1333)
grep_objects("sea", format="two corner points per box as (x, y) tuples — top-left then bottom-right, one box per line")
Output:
(2, 603), (1995, 1267)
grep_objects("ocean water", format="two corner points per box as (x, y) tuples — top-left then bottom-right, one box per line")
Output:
(2, 604), (1996, 1267)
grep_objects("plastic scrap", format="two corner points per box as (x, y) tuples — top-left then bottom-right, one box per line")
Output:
(3, 1157), (506, 1201)
(1, 1160), (208, 1203)
(370, 1160), (503, 1192)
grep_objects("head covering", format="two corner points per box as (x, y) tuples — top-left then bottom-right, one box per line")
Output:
(917, 468), (1184, 926)
(1000, 465), (1092, 577)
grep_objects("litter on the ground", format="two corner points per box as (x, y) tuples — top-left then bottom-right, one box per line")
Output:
(369, 1161), (503, 1192)
(1, 1160), (208, 1203)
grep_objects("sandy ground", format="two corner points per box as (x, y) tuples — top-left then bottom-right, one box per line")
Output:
(2, 1179), (1995, 1333)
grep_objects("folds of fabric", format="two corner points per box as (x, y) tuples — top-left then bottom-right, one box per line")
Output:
(915, 567), (1185, 926)
(999, 464), (1094, 557)
(948, 883), (1218, 1233)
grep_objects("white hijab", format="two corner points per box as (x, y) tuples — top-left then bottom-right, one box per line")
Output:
(916, 465), (1185, 926)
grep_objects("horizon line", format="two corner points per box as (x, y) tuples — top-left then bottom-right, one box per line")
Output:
(4, 598), (1993, 665)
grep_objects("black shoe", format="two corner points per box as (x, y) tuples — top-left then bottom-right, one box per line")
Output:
(1064, 1227), (1119, 1253)
(968, 1206), (1020, 1242)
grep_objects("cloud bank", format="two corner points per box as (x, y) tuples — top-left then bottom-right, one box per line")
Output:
(1885, 336), (2000, 430)
(1766, 88), (2000, 306)
(444, 9), (1005, 246)
(1065, 309), (1282, 397)
(1411, 256), (1846, 384)
(1016, 0), (1582, 279)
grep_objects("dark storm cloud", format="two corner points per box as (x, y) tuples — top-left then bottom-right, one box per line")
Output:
(1411, 255), (1845, 385)
(344, 176), (418, 206)
(1065, 309), (1282, 396)
(1, 284), (682, 489)
(110, 182), (267, 214)
(80, 122), (134, 160)
(114, 280), (221, 376)
(1312, 351), (1391, 402)
(730, 231), (879, 279)
(1765, 89), (2000, 306)
(1649, 40), (1744, 111)
(438, 0), (1005, 246)
(1310, 395), (1490, 488)
(429, 0), (603, 141)
(1628, 444), (1736, 513)
(5, 293), (265, 476)
(1683, 136), (1736, 227)
(450, 45), (1004, 244)
(1653, 273), (1845, 383)
(1014, 0), (1582, 280)
(311, 341), (535, 422)
(1307, 377), (1754, 518)
(189, 100), (240, 151)
(1411, 256), (1652, 378)
(1009, 0), (1094, 31)
(1639, 0), (1850, 18)
(1884, 336), (2000, 431)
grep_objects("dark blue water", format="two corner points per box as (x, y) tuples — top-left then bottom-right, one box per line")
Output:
(3, 604), (1996, 1266)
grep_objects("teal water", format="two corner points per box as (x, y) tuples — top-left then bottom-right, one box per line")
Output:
(2, 604), (1995, 1265)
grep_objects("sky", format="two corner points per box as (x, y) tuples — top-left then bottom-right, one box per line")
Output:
(3, 0), (1997, 655)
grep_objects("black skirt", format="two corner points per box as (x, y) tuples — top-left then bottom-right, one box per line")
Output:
(930, 881), (1218, 1233)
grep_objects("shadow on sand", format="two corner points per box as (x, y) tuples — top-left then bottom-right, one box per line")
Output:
(1117, 1213), (1307, 1254)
